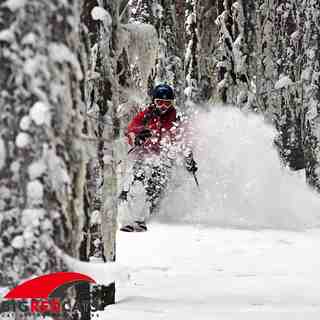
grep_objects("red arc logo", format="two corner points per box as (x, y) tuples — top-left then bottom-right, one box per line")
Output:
(4, 272), (96, 299)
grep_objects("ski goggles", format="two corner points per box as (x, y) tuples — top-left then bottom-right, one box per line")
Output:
(154, 99), (173, 107)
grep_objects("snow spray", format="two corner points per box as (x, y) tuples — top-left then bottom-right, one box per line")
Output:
(156, 105), (320, 230)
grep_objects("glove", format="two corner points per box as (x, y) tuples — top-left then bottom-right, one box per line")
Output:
(134, 129), (152, 146)
(118, 190), (128, 201)
(185, 157), (198, 173)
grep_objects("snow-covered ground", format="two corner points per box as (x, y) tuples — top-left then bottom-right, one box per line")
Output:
(104, 223), (320, 320)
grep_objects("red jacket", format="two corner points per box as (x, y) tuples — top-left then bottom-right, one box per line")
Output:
(126, 105), (177, 154)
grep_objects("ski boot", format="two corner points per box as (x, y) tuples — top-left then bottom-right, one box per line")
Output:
(120, 221), (147, 232)
(133, 220), (147, 232)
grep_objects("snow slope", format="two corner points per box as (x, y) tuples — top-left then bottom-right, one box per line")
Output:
(103, 223), (320, 319)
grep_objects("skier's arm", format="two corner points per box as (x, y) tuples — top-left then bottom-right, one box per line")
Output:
(126, 111), (146, 146)
(127, 111), (145, 134)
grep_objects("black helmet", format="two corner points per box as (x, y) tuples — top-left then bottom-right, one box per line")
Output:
(152, 84), (175, 100)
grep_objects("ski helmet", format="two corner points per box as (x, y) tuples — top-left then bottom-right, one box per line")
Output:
(152, 84), (175, 100)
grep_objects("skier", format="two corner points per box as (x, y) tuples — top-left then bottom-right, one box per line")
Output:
(119, 84), (198, 232)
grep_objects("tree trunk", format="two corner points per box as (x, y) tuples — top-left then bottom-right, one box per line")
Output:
(302, 0), (320, 189)
(82, 0), (122, 308)
(0, 0), (85, 295)
(185, 0), (200, 102)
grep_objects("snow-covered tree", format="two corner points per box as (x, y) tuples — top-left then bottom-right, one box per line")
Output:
(126, 0), (159, 99)
(269, 1), (305, 170)
(129, 0), (156, 24)
(184, 0), (200, 102)
(195, 0), (219, 102)
(301, 0), (320, 190)
(80, 0), (120, 308)
(156, 0), (184, 101)
(98, 0), (120, 305)
(81, 0), (145, 308)
(0, 0), (85, 287)
(214, 0), (238, 103)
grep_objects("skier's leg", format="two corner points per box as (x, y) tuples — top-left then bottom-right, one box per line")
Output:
(119, 160), (149, 231)
(118, 161), (135, 231)
(129, 160), (151, 231)
(145, 157), (171, 216)
(119, 155), (172, 231)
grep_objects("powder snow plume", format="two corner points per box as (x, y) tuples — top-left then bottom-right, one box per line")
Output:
(156, 105), (320, 230)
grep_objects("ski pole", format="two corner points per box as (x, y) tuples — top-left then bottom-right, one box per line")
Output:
(116, 146), (137, 165)
(128, 146), (137, 154)
(192, 172), (200, 189)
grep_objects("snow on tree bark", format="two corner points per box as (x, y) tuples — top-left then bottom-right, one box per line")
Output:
(129, 0), (156, 25)
(153, 0), (184, 104)
(184, 0), (200, 102)
(269, 0), (305, 170)
(0, 0), (85, 288)
(126, 0), (159, 97)
(80, 0), (105, 265)
(196, 0), (220, 102)
(215, 0), (237, 103)
(80, 0), (123, 307)
(302, 0), (320, 190)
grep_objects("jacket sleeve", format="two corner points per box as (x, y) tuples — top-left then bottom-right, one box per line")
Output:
(126, 111), (146, 145)
(170, 108), (177, 128)
(127, 111), (146, 134)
